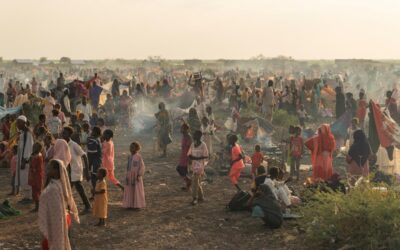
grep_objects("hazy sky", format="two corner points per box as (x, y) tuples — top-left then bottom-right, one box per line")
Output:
(1, 0), (399, 60)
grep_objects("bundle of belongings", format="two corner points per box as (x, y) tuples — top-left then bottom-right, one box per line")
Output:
(0, 200), (20, 219)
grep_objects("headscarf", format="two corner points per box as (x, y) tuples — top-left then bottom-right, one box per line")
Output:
(348, 130), (371, 167)
(305, 124), (336, 166)
(52, 139), (72, 167)
(39, 160), (79, 250)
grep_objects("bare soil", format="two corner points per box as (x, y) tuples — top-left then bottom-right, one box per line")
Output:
(0, 128), (306, 250)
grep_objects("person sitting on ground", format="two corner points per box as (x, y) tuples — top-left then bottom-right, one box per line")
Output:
(264, 167), (300, 211)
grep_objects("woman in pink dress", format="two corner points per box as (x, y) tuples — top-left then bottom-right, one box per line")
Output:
(122, 142), (146, 209)
(305, 124), (336, 181)
(102, 129), (123, 191)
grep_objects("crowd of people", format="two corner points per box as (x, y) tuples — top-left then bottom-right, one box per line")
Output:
(0, 63), (396, 249)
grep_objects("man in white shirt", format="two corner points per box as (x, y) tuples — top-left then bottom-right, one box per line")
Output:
(47, 110), (62, 137)
(62, 126), (91, 213)
(76, 97), (92, 122)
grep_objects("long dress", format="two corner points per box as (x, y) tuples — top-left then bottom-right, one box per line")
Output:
(122, 153), (146, 208)
(102, 140), (120, 185)
(38, 180), (71, 250)
(305, 124), (336, 181)
(93, 179), (108, 219)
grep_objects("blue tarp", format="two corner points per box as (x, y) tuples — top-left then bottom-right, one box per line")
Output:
(0, 106), (22, 120)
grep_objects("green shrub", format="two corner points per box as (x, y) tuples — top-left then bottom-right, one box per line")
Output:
(272, 109), (298, 128)
(299, 186), (400, 249)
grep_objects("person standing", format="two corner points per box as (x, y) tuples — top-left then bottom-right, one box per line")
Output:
(76, 97), (93, 122)
(122, 142), (146, 209)
(356, 92), (367, 130)
(176, 123), (192, 191)
(305, 124), (336, 181)
(87, 127), (102, 196)
(61, 89), (72, 117)
(262, 80), (275, 122)
(16, 115), (34, 203)
(229, 134), (245, 191)
(102, 129), (123, 190)
(62, 127), (91, 214)
(0, 74), (5, 107)
(57, 72), (65, 90)
(38, 159), (80, 250)
(346, 130), (371, 184)
(335, 87), (345, 118)
(155, 102), (172, 158)
(188, 130), (209, 205)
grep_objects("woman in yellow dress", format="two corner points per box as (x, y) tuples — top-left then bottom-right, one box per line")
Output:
(93, 168), (108, 226)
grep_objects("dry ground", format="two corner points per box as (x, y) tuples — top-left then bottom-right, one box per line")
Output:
(0, 128), (306, 250)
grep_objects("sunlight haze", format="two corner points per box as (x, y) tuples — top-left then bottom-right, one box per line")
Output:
(1, 0), (399, 60)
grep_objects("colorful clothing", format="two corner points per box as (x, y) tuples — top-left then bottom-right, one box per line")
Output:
(229, 144), (245, 185)
(251, 152), (263, 176)
(102, 140), (120, 185)
(305, 124), (336, 181)
(93, 179), (108, 219)
(28, 154), (44, 202)
(122, 153), (146, 208)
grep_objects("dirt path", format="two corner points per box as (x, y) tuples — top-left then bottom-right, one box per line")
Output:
(0, 128), (304, 250)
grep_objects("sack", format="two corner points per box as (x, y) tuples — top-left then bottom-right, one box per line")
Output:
(228, 190), (251, 211)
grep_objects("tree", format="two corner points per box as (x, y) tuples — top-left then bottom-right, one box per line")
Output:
(39, 57), (47, 63)
(59, 57), (71, 64)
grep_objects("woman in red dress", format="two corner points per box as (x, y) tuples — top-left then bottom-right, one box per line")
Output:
(305, 124), (336, 181)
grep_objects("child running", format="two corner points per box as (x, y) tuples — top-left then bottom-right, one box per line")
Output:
(28, 142), (44, 212)
(122, 142), (146, 209)
(176, 123), (192, 191)
(93, 168), (108, 226)
(188, 130), (209, 205)
(102, 129), (123, 191)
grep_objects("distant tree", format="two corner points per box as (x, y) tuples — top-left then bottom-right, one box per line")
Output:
(40, 57), (47, 63)
(59, 57), (71, 64)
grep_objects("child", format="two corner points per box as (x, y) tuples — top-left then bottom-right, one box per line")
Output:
(87, 126), (103, 197)
(97, 118), (106, 134)
(28, 142), (44, 211)
(8, 145), (18, 196)
(264, 167), (300, 210)
(297, 104), (308, 129)
(188, 130), (209, 205)
(47, 109), (62, 138)
(289, 126), (303, 180)
(93, 168), (108, 226)
(251, 165), (268, 193)
(54, 104), (66, 125)
(122, 142), (146, 209)
(251, 145), (264, 179)
(102, 129), (123, 190)
(176, 123), (192, 191)
(81, 122), (90, 147)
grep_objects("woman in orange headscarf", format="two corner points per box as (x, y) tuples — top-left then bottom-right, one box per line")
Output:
(305, 124), (336, 181)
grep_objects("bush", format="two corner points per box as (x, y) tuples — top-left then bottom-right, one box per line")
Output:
(299, 186), (400, 249)
(272, 109), (298, 128)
